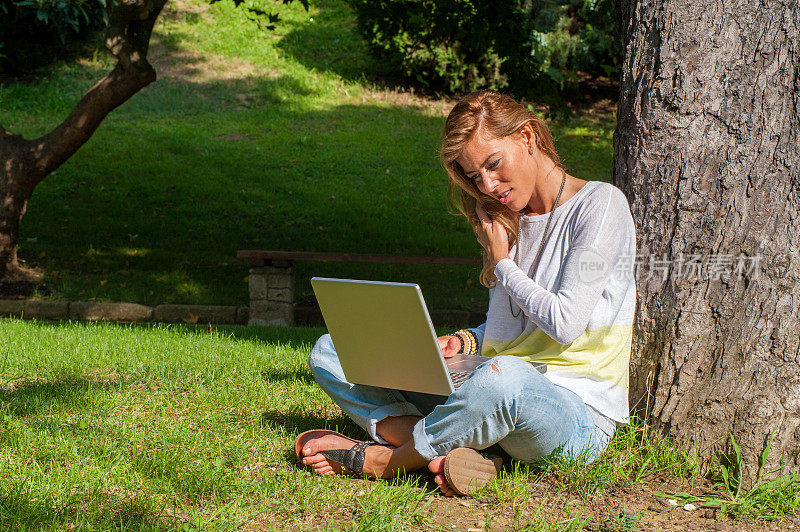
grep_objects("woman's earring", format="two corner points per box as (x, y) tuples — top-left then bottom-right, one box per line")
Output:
(528, 146), (533, 155)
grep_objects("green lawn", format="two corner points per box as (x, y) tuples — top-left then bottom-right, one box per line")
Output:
(2, 3), (798, 529)
(1, 319), (796, 530)
(0, 0), (615, 313)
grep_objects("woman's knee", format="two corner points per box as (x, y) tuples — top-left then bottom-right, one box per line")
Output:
(308, 333), (338, 373)
(491, 355), (541, 374)
(453, 356), (537, 414)
(468, 356), (544, 395)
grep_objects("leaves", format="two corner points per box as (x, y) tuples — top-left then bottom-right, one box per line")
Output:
(244, 7), (280, 29)
(207, 0), (287, 30)
(656, 433), (800, 521)
(282, 0), (309, 11)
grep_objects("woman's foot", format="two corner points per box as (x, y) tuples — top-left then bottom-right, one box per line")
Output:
(296, 430), (395, 478)
(428, 456), (456, 496)
(429, 449), (503, 496)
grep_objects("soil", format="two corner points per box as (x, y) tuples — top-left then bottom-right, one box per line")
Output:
(0, 281), (51, 299)
(240, 469), (796, 531)
(392, 472), (793, 531)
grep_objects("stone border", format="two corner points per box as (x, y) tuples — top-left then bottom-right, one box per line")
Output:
(0, 300), (249, 325)
(0, 300), (485, 328)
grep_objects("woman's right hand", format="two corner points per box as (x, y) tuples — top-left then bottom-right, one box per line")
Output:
(475, 203), (510, 268)
(438, 335), (461, 358)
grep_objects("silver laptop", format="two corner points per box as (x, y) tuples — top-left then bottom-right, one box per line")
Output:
(311, 277), (544, 395)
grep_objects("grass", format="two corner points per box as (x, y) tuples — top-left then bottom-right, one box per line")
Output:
(1, 319), (797, 530)
(2, 2), (797, 530)
(0, 0), (616, 313)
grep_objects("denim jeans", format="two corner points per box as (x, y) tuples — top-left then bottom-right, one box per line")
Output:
(308, 333), (611, 463)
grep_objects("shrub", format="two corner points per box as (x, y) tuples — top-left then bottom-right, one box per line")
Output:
(347, 0), (621, 96)
(0, 0), (110, 76)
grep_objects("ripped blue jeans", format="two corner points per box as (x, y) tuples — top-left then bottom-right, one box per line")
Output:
(308, 333), (611, 463)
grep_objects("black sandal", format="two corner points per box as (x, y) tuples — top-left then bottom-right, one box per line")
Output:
(295, 429), (376, 475)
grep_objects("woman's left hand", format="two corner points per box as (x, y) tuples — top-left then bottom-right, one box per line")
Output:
(474, 203), (510, 267)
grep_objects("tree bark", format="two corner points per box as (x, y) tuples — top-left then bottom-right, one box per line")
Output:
(613, 0), (800, 478)
(0, 127), (33, 279)
(0, 0), (167, 280)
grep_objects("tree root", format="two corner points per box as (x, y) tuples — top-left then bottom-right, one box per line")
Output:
(1, 264), (44, 284)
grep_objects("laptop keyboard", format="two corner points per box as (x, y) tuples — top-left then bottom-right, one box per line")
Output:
(449, 370), (472, 389)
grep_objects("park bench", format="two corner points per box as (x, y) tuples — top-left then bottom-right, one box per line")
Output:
(237, 250), (482, 326)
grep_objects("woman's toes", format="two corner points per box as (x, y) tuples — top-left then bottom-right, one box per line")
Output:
(302, 453), (326, 466)
(313, 464), (333, 475)
(428, 456), (445, 474)
(433, 472), (455, 496)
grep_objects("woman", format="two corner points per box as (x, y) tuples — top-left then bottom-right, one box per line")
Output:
(296, 90), (636, 496)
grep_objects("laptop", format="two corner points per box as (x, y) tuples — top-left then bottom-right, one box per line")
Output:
(311, 277), (545, 395)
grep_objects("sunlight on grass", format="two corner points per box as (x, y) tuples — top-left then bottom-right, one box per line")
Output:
(1, 0), (616, 313)
(1, 319), (797, 529)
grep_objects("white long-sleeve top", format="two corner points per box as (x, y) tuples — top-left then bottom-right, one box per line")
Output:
(468, 181), (636, 425)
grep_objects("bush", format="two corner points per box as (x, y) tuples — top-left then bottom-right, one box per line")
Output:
(0, 0), (110, 76)
(347, 0), (621, 96)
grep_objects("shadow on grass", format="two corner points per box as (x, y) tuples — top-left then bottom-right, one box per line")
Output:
(260, 407), (358, 437)
(260, 366), (317, 386)
(17, 19), (490, 311)
(274, 0), (381, 84)
(0, 376), (122, 417)
(0, 490), (176, 531)
(11, 0), (613, 314)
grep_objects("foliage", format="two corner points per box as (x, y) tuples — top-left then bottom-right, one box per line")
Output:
(0, 0), (307, 76)
(1, 0), (615, 309)
(0, 0), (111, 75)
(658, 434), (800, 521)
(346, 0), (621, 96)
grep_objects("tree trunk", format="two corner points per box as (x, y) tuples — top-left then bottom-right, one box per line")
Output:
(0, 128), (32, 279)
(0, 0), (167, 281)
(613, 0), (800, 478)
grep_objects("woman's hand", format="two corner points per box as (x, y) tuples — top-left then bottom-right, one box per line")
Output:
(474, 203), (510, 267)
(438, 335), (461, 358)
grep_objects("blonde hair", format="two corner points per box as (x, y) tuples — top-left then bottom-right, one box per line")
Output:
(441, 90), (561, 288)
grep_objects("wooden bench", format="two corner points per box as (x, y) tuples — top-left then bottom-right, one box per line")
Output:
(237, 250), (482, 326)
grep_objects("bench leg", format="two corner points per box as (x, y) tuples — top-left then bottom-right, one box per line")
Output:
(248, 263), (294, 326)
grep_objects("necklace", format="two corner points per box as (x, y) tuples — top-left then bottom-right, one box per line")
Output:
(508, 168), (567, 318)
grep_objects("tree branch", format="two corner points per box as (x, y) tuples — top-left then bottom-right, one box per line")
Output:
(106, 0), (164, 70)
(24, 0), (168, 184)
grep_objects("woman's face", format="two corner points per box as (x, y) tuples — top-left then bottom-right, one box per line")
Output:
(456, 125), (535, 213)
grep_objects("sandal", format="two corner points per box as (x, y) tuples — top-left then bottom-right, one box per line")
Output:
(294, 429), (375, 475)
(443, 447), (503, 496)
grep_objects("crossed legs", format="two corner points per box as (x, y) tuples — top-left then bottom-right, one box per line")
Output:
(299, 334), (610, 495)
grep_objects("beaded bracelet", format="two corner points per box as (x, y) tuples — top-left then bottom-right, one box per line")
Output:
(467, 330), (478, 355)
(454, 330), (471, 356)
(451, 332), (465, 354)
(454, 329), (478, 356)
